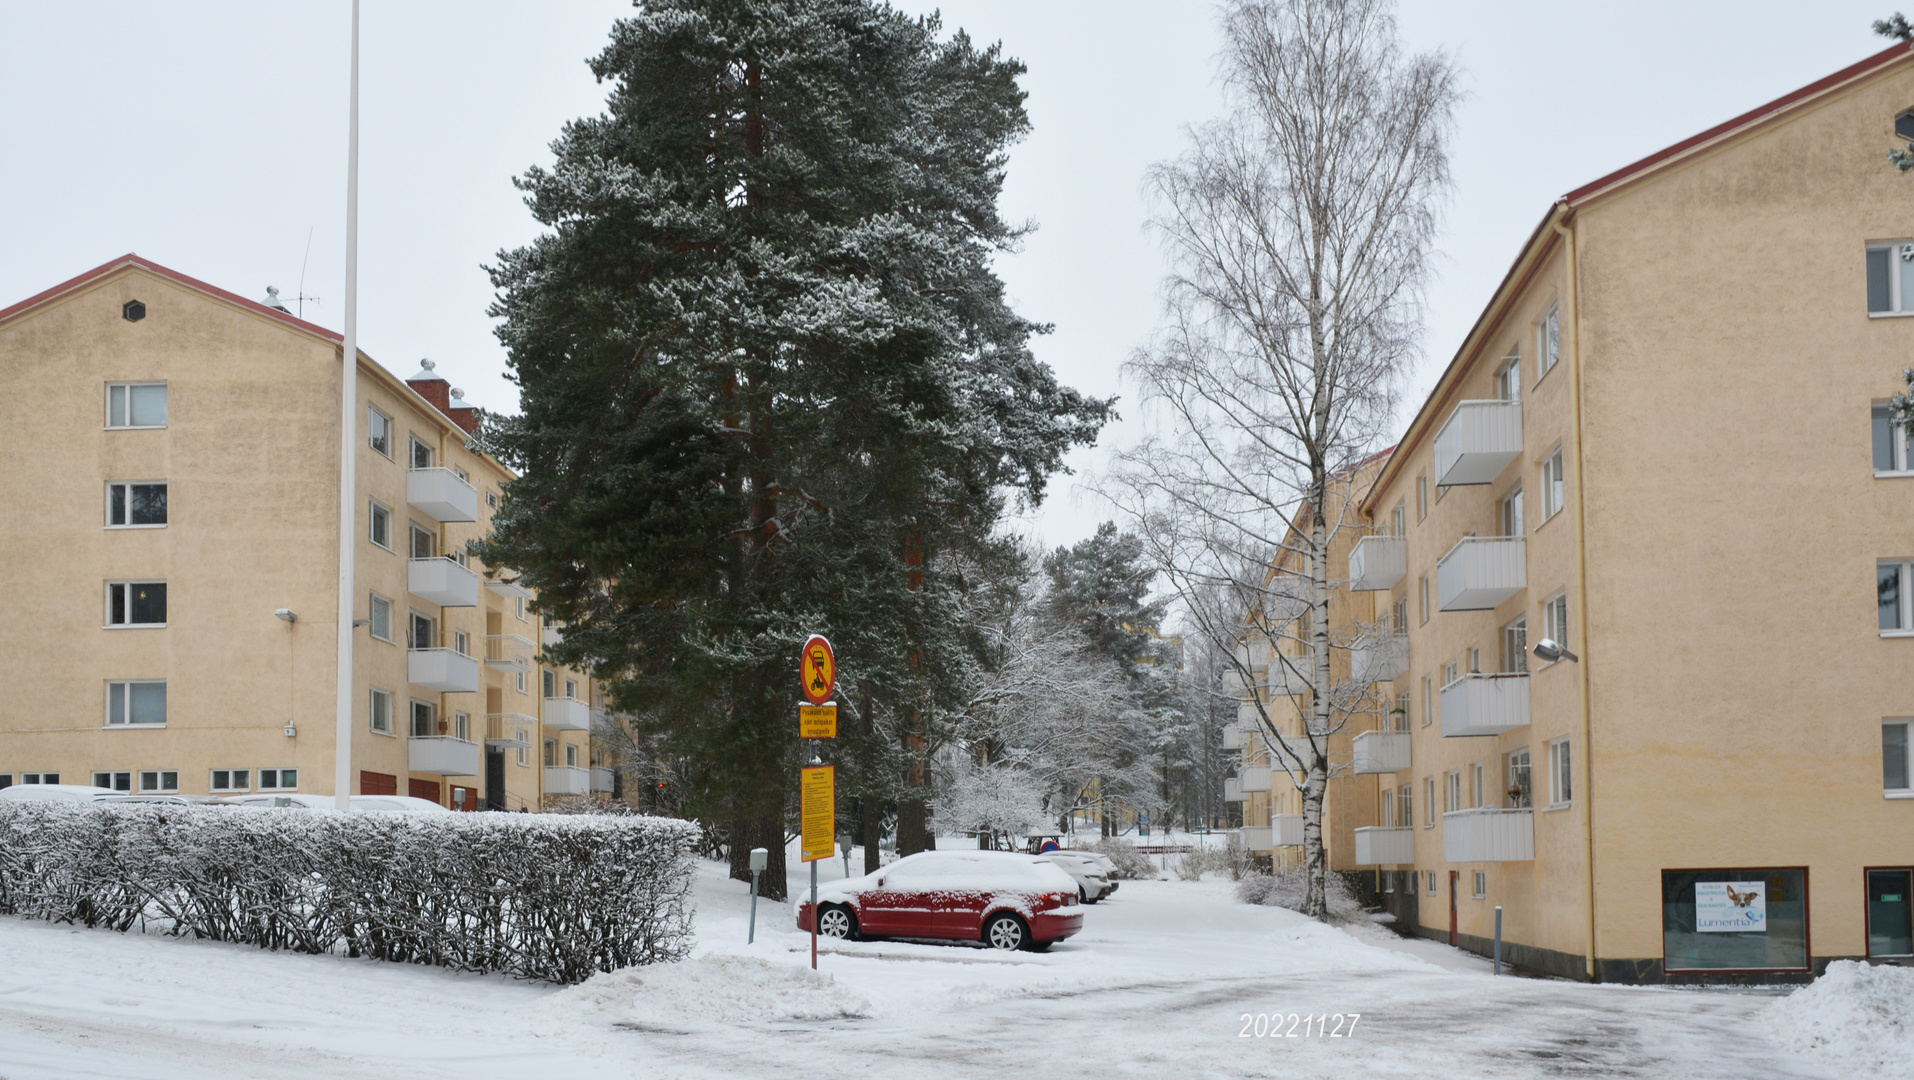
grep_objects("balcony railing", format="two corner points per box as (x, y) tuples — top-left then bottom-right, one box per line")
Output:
(408, 735), (482, 777)
(1270, 814), (1305, 847)
(1348, 535), (1407, 591)
(1353, 826), (1416, 865)
(408, 557), (479, 608)
(1443, 807), (1535, 862)
(1236, 766), (1273, 793)
(484, 576), (532, 598)
(1433, 400), (1523, 487)
(542, 623), (564, 649)
(485, 713), (537, 748)
(591, 767), (616, 793)
(1436, 536), (1526, 611)
(406, 467), (479, 522)
(1223, 724), (1253, 751)
(544, 765), (590, 796)
(1351, 731), (1412, 774)
(1234, 638), (1270, 676)
(1440, 673), (1530, 737)
(408, 648), (480, 694)
(1240, 826), (1272, 852)
(1267, 656), (1312, 697)
(1351, 631), (1408, 685)
(1223, 777), (1245, 802)
(543, 696), (590, 732)
(483, 634), (535, 672)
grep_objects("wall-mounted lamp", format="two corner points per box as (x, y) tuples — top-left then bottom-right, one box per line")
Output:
(275, 609), (298, 624)
(352, 619), (371, 627)
(1532, 638), (1579, 664)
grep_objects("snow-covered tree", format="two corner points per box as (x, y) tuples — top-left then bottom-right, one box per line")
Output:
(1101, 0), (1457, 918)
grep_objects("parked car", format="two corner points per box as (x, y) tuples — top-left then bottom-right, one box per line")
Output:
(95, 794), (235, 806)
(1059, 849), (1123, 881)
(1035, 852), (1115, 903)
(795, 850), (1083, 951)
(226, 793), (452, 815)
(0, 784), (118, 804)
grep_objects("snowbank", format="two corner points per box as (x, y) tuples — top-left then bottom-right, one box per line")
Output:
(561, 954), (872, 1026)
(1769, 960), (1914, 1079)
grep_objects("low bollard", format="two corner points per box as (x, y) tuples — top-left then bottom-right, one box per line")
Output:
(1493, 905), (1503, 976)
(748, 847), (768, 944)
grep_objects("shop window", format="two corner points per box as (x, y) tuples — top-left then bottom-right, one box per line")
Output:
(1662, 868), (1809, 972)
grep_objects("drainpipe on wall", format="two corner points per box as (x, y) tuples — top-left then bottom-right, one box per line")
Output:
(1552, 209), (1599, 982)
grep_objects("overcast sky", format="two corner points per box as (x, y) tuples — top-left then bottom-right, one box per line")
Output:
(0, 1), (1899, 550)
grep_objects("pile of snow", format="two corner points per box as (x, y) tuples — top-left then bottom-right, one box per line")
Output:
(1769, 960), (1914, 1078)
(562, 954), (872, 1026)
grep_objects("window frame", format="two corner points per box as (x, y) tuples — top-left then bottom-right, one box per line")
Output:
(1473, 870), (1487, 898)
(258, 767), (298, 791)
(1506, 746), (1532, 809)
(1420, 675), (1433, 728)
(105, 481), (168, 529)
(1423, 777), (1435, 827)
(1881, 561), (1914, 636)
(210, 768), (252, 793)
(106, 679), (167, 727)
(105, 580), (168, 628)
(1865, 866), (1914, 958)
(1867, 241), (1914, 316)
(409, 523), (436, 560)
(1416, 473), (1429, 521)
(1662, 867), (1811, 973)
(1540, 447), (1566, 521)
(369, 687), (395, 736)
(1426, 870), (1437, 896)
(1536, 304), (1561, 380)
(1503, 616), (1529, 674)
(139, 769), (179, 793)
(1873, 403), (1914, 475)
(411, 699), (437, 738)
(1500, 485), (1523, 537)
(92, 770), (132, 792)
(1496, 353), (1522, 403)
(1418, 575), (1430, 625)
(368, 592), (393, 643)
(1446, 770), (1461, 813)
(368, 406), (393, 458)
(368, 500), (393, 550)
(409, 435), (434, 470)
(1885, 719), (1912, 796)
(1543, 592), (1571, 657)
(1548, 738), (1573, 807)
(106, 381), (168, 429)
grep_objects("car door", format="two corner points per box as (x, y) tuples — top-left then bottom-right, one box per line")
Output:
(858, 860), (933, 936)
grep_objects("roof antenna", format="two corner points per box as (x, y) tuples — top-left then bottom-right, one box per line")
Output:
(266, 227), (323, 319)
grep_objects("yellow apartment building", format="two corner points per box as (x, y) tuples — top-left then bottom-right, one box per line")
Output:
(1322, 43), (1914, 982)
(0, 254), (621, 810)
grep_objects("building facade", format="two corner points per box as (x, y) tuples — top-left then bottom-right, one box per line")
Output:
(0, 255), (620, 809)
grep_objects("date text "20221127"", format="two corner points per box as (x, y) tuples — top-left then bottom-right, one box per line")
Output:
(1239, 1013), (1360, 1038)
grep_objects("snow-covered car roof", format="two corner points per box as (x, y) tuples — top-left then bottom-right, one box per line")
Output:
(226, 793), (453, 815)
(800, 849), (1079, 911)
(95, 794), (235, 805)
(0, 784), (119, 803)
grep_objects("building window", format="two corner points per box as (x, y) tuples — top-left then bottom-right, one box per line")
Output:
(369, 593), (393, 642)
(1549, 738), (1573, 806)
(544, 739), (557, 767)
(21, 773), (58, 785)
(106, 581), (167, 627)
(1421, 675), (1432, 728)
(1381, 789), (1393, 829)
(486, 490), (499, 509)
(1502, 617), (1528, 674)
(1471, 763), (1485, 808)
(1394, 691), (1411, 731)
(369, 688), (394, 735)
(107, 382), (167, 428)
(454, 630), (470, 657)
(453, 711), (470, 741)
(411, 700), (437, 738)
(566, 743), (579, 767)
(1418, 575), (1430, 625)
(1536, 305), (1560, 379)
(1473, 871), (1487, 898)
(410, 611), (435, 650)
(410, 435), (433, 469)
(564, 677), (577, 699)
(139, 770), (179, 793)
(259, 768), (298, 790)
(369, 500), (392, 549)
(210, 769), (251, 792)
(1416, 473), (1429, 520)
(1397, 783), (1413, 828)
(1663, 868), (1809, 971)
(1393, 596), (1408, 630)
(1881, 562), (1914, 634)
(368, 406), (392, 457)
(1391, 503), (1406, 536)
(516, 671), (527, 694)
(1423, 778), (1435, 826)
(1886, 721), (1911, 793)
(1441, 660), (1458, 689)
(543, 669), (556, 699)
(1446, 771), (1461, 813)
(514, 596), (526, 620)
(1868, 869), (1913, 958)
(1506, 747), (1532, 808)
(106, 482), (167, 528)
(1497, 354), (1522, 403)
(107, 680), (166, 726)
(410, 524), (436, 560)
(1874, 404), (1913, 473)
(516, 736), (530, 768)
(1540, 448), (1565, 520)
(1500, 486), (1523, 537)
(1543, 592), (1570, 653)
(1867, 241), (1914, 314)
(1426, 870), (1437, 896)
(92, 771), (132, 792)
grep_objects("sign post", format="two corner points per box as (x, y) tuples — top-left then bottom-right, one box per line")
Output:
(799, 634), (837, 970)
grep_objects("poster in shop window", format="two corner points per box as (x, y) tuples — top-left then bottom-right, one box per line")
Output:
(1695, 881), (1767, 932)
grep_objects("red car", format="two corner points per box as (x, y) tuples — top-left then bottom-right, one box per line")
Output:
(794, 850), (1084, 951)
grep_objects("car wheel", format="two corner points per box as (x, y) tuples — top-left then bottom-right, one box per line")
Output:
(817, 903), (858, 940)
(984, 912), (1027, 951)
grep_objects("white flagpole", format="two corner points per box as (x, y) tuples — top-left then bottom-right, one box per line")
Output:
(334, 0), (361, 811)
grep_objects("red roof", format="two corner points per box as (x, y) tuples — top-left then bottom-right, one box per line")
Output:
(0, 253), (344, 344)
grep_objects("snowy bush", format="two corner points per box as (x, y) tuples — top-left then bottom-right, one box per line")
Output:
(0, 802), (697, 984)
(1235, 867), (1364, 923)
(1174, 846), (1229, 881)
(1090, 837), (1158, 880)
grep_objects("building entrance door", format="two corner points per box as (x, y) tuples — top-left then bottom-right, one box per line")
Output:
(1449, 871), (1460, 946)
(486, 748), (506, 811)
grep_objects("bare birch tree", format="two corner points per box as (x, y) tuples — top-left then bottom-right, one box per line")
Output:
(1100, 0), (1457, 918)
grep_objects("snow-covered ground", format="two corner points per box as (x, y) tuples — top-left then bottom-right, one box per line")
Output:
(0, 845), (1878, 1080)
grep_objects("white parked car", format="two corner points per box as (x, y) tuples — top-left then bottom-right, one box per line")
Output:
(226, 793), (452, 815)
(1060, 849), (1123, 881)
(0, 784), (119, 804)
(1035, 852), (1116, 903)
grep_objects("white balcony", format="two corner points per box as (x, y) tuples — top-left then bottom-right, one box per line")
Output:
(408, 648), (480, 693)
(408, 735), (482, 777)
(409, 557), (479, 608)
(1223, 724), (1253, 751)
(484, 576), (532, 598)
(1348, 535), (1407, 591)
(1443, 808), (1535, 862)
(483, 634), (535, 672)
(1267, 656), (1312, 697)
(1440, 673), (1531, 737)
(1354, 826), (1416, 865)
(1223, 777), (1245, 802)
(591, 767), (615, 793)
(1240, 826), (1272, 852)
(1351, 632), (1408, 685)
(1351, 731), (1412, 774)
(1237, 766), (1273, 793)
(1234, 637), (1270, 676)
(544, 765), (590, 796)
(485, 713), (536, 748)
(1436, 536), (1526, 611)
(407, 467), (479, 522)
(1270, 814), (1305, 846)
(543, 696), (590, 732)
(542, 623), (564, 649)
(1433, 400), (1523, 487)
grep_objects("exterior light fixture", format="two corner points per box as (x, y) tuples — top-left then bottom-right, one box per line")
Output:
(1532, 637), (1578, 663)
(275, 608), (298, 623)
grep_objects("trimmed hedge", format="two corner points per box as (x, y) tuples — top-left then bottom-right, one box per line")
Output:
(0, 802), (697, 984)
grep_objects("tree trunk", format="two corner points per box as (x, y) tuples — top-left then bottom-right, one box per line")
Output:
(860, 795), (882, 874)
(727, 812), (788, 902)
(895, 798), (934, 855)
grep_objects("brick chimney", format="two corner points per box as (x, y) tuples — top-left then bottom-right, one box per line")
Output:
(406, 359), (452, 412)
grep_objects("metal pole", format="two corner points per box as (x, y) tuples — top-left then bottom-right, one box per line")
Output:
(1494, 905), (1503, 976)
(810, 860), (818, 969)
(748, 870), (759, 944)
(332, 0), (361, 812)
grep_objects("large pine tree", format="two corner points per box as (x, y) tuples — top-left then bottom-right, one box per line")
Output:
(478, 0), (1107, 898)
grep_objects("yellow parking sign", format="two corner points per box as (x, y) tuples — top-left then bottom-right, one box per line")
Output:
(801, 766), (835, 863)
